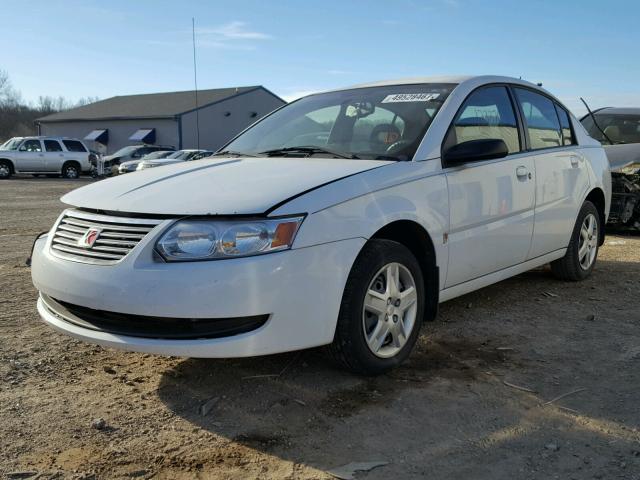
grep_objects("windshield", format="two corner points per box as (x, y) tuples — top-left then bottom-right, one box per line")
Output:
(167, 150), (193, 160)
(111, 146), (138, 157)
(581, 113), (640, 145)
(142, 150), (172, 160)
(223, 84), (456, 160)
(166, 150), (189, 159)
(0, 137), (23, 151)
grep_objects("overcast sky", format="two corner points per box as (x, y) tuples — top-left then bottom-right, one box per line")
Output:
(1, 0), (639, 116)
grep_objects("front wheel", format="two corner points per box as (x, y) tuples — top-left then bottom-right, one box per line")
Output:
(328, 239), (425, 375)
(551, 201), (601, 281)
(0, 161), (12, 179)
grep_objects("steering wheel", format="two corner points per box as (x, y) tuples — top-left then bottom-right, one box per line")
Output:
(385, 139), (413, 155)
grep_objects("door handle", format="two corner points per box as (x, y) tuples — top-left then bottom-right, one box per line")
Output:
(38, 153), (44, 157)
(516, 166), (531, 179)
(570, 156), (579, 167)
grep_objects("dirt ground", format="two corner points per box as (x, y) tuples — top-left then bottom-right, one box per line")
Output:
(1, 177), (639, 480)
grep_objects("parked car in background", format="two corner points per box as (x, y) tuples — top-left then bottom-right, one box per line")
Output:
(136, 150), (212, 170)
(0, 136), (92, 179)
(100, 145), (175, 174)
(118, 150), (175, 174)
(580, 107), (640, 170)
(31, 76), (610, 375)
(581, 108), (640, 230)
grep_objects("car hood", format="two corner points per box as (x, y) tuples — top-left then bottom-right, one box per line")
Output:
(62, 156), (392, 215)
(604, 144), (640, 171)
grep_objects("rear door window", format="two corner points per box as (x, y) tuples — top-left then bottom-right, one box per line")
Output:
(514, 88), (562, 150)
(444, 86), (521, 155)
(62, 140), (87, 152)
(44, 140), (63, 152)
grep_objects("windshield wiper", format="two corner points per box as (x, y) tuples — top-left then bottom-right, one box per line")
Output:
(259, 146), (359, 159)
(211, 150), (257, 157)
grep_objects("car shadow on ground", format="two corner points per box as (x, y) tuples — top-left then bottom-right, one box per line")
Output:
(155, 259), (640, 476)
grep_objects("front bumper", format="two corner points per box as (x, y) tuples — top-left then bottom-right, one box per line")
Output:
(31, 233), (364, 357)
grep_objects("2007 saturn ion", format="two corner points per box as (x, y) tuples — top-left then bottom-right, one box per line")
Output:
(32, 76), (611, 375)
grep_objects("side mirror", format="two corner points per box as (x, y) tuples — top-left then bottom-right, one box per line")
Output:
(443, 139), (509, 165)
(19, 144), (28, 152)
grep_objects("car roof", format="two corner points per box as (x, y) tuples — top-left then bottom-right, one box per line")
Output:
(327, 75), (543, 92)
(591, 107), (640, 116)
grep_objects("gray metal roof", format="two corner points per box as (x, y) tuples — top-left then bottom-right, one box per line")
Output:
(38, 86), (282, 122)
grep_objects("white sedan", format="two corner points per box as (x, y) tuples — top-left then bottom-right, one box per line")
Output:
(31, 76), (611, 374)
(136, 149), (212, 170)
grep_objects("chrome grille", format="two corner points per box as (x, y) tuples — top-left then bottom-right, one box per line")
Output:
(50, 211), (163, 265)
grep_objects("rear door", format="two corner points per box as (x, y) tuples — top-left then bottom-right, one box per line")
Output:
(443, 85), (536, 287)
(512, 88), (590, 258)
(61, 140), (89, 170)
(14, 139), (45, 171)
(43, 139), (65, 172)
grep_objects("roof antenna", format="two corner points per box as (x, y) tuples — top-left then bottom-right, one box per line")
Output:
(192, 17), (200, 149)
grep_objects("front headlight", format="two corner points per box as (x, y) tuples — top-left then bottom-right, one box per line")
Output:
(155, 216), (304, 261)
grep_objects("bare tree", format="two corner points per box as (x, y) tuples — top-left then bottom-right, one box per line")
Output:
(0, 69), (100, 141)
(0, 69), (21, 107)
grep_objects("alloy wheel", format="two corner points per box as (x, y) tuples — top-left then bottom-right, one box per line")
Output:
(578, 213), (598, 270)
(64, 166), (79, 179)
(0, 164), (10, 178)
(362, 262), (418, 358)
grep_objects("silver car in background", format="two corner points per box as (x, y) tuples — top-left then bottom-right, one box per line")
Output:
(118, 150), (175, 174)
(136, 150), (212, 170)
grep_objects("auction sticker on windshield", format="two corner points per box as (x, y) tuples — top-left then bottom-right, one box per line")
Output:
(381, 93), (440, 103)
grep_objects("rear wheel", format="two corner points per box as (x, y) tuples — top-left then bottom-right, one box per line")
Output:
(62, 162), (80, 179)
(0, 161), (12, 179)
(328, 239), (425, 375)
(551, 201), (600, 281)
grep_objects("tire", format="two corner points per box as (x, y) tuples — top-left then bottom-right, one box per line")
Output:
(0, 160), (12, 179)
(32, 174), (41, 178)
(551, 201), (601, 281)
(62, 162), (80, 179)
(328, 239), (425, 375)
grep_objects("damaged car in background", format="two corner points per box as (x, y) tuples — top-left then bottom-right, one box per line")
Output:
(581, 107), (640, 230)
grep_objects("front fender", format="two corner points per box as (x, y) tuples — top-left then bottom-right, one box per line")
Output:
(278, 161), (449, 289)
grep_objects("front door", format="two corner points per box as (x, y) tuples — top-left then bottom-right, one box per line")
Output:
(442, 85), (536, 287)
(14, 139), (45, 171)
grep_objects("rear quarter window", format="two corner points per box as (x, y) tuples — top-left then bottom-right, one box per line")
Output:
(555, 105), (576, 146)
(62, 140), (87, 152)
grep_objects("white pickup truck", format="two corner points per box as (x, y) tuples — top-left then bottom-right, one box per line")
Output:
(0, 136), (94, 179)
